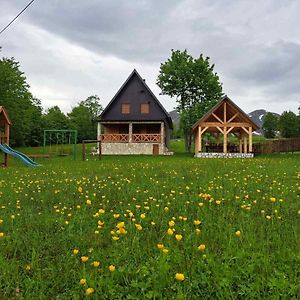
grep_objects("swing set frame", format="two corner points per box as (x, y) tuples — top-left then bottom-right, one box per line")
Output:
(43, 130), (77, 160)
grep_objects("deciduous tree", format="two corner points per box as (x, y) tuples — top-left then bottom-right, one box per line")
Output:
(157, 50), (222, 152)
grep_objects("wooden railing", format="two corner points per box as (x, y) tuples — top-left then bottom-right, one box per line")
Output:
(132, 134), (161, 143)
(100, 134), (161, 143)
(101, 134), (129, 143)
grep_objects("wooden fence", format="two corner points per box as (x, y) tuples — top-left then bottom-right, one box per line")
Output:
(254, 137), (300, 154)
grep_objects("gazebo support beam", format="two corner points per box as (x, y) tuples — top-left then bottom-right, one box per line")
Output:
(249, 126), (253, 153)
(223, 127), (227, 154)
(243, 134), (248, 153)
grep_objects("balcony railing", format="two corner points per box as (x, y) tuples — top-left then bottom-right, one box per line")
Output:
(101, 134), (129, 143)
(132, 134), (161, 143)
(101, 134), (161, 143)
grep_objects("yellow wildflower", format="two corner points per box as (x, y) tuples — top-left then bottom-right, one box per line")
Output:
(235, 230), (241, 237)
(175, 234), (183, 241)
(167, 228), (174, 235)
(81, 256), (89, 263)
(168, 220), (175, 227)
(73, 249), (79, 255)
(194, 220), (201, 225)
(135, 224), (142, 231)
(175, 273), (185, 281)
(108, 265), (116, 272)
(92, 261), (100, 267)
(157, 243), (164, 249)
(198, 244), (206, 251)
(0, 232), (5, 239)
(80, 278), (86, 285)
(85, 288), (94, 296)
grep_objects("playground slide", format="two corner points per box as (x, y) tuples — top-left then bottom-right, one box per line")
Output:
(0, 144), (39, 167)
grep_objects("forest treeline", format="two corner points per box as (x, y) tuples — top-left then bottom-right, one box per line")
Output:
(0, 57), (102, 146)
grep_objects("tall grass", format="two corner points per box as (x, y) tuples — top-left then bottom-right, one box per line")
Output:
(0, 144), (299, 299)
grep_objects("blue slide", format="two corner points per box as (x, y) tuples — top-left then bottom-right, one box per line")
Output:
(0, 144), (40, 167)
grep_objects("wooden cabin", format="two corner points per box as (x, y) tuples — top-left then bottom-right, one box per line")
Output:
(0, 106), (11, 166)
(97, 69), (173, 155)
(192, 96), (260, 158)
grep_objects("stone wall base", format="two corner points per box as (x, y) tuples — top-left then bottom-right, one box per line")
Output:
(101, 143), (166, 155)
(195, 152), (254, 158)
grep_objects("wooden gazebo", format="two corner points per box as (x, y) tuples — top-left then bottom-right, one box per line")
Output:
(192, 96), (259, 157)
(0, 106), (11, 166)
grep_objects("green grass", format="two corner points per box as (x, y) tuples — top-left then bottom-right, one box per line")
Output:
(0, 142), (299, 299)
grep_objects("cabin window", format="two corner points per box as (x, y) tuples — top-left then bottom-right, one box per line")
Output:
(141, 103), (150, 114)
(121, 103), (130, 114)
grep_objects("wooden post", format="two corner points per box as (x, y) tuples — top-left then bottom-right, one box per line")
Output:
(243, 135), (247, 153)
(249, 126), (253, 153)
(129, 123), (133, 143)
(239, 134), (243, 153)
(198, 126), (202, 152)
(195, 128), (199, 153)
(97, 122), (101, 149)
(223, 127), (227, 153)
(160, 122), (164, 145)
(5, 124), (9, 144)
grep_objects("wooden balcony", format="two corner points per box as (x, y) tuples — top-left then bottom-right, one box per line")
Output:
(100, 134), (161, 143)
(132, 134), (161, 143)
(101, 134), (129, 143)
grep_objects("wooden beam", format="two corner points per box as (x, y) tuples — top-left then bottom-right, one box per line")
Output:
(227, 112), (239, 123)
(224, 102), (227, 123)
(239, 137), (243, 153)
(198, 126), (202, 152)
(201, 122), (251, 127)
(243, 135), (248, 153)
(242, 126), (249, 134)
(249, 126), (253, 152)
(212, 113), (224, 124)
(226, 127), (234, 135)
(216, 126), (224, 134)
(223, 126), (227, 153)
(201, 126), (209, 134)
(195, 128), (199, 153)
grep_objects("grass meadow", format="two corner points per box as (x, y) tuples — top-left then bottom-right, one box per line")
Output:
(0, 142), (299, 299)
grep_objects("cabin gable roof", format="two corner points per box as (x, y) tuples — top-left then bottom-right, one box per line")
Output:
(99, 70), (172, 128)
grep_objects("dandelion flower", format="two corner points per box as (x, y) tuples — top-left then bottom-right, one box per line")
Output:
(193, 220), (201, 225)
(168, 220), (175, 227)
(85, 288), (94, 296)
(92, 261), (100, 267)
(167, 228), (174, 235)
(198, 244), (206, 251)
(108, 265), (116, 272)
(235, 230), (241, 237)
(80, 278), (86, 285)
(157, 243), (164, 249)
(81, 256), (89, 263)
(73, 249), (79, 255)
(175, 273), (185, 281)
(175, 234), (183, 241)
(0, 232), (5, 239)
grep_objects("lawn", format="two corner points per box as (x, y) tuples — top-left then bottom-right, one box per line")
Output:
(0, 143), (299, 299)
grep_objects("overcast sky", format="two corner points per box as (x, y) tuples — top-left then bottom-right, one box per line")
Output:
(1, 0), (299, 114)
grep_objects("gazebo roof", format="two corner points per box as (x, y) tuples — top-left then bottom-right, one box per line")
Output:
(0, 106), (12, 126)
(192, 95), (259, 132)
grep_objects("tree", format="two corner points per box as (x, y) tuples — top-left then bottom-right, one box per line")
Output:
(68, 105), (95, 141)
(68, 95), (103, 142)
(262, 112), (279, 138)
(157, 50), (222, 152)
(278, 111), (298, 138)
(43, 106), (70, 130)
(79, 95), (103, 119)
(0, 57), (43, 146)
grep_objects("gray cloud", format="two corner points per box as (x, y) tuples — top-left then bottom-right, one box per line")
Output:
(1, 0), (300, 114)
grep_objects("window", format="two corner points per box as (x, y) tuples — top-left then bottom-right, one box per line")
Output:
(141, 103), (150, 114)
(121, 103), (130, 114)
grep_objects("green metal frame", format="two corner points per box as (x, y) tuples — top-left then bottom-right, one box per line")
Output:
(43, 130), (78, 160)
